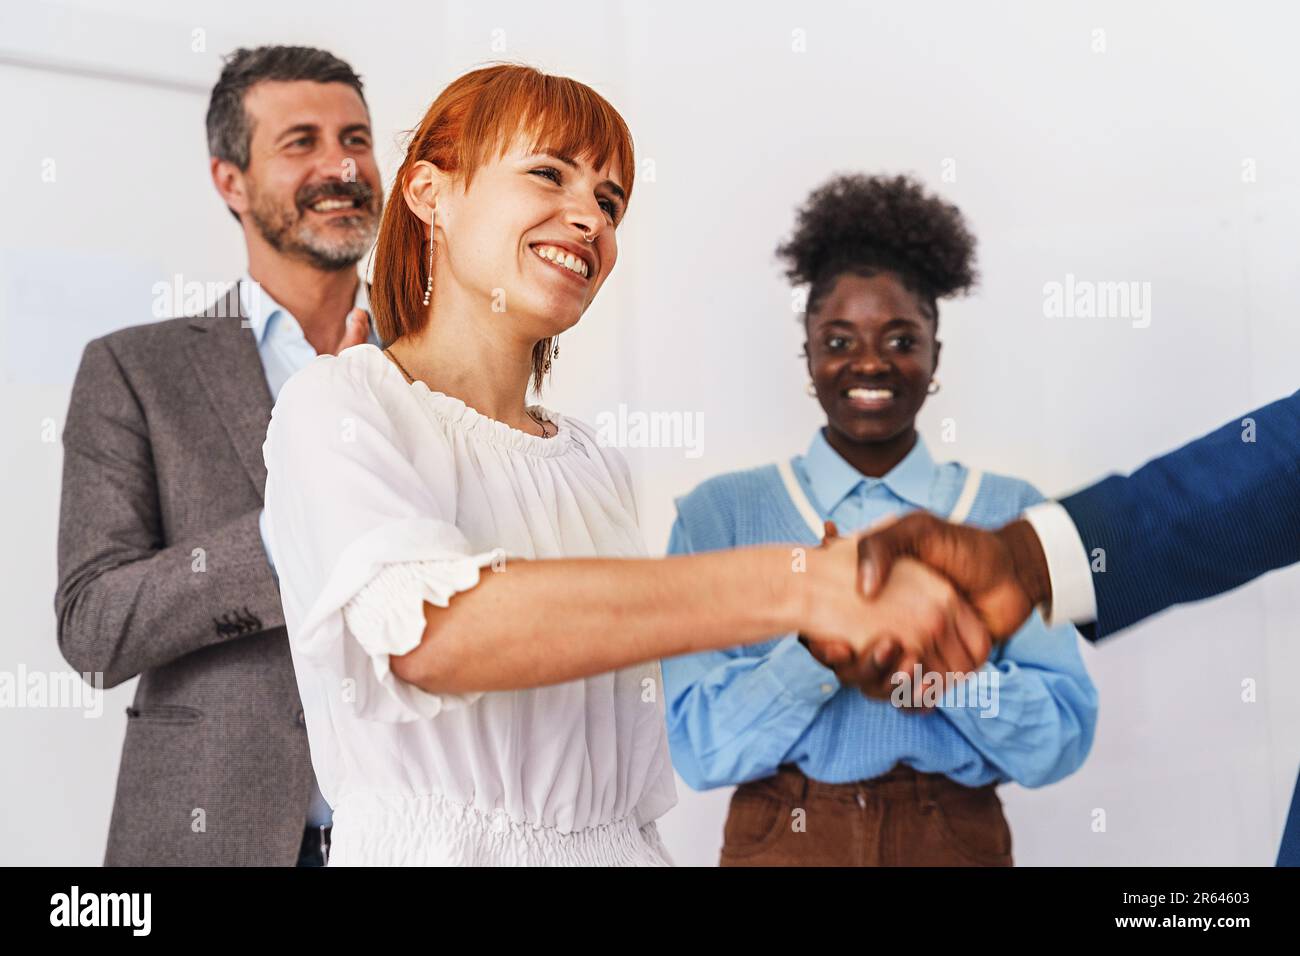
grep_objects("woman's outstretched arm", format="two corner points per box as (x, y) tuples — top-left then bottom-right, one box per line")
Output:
(394, 540), (989, 695)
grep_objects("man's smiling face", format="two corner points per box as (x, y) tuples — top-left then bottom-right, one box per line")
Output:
(236, 79), (381, 270)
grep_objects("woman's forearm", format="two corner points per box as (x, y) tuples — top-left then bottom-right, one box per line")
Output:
(392, 545), (812, 694)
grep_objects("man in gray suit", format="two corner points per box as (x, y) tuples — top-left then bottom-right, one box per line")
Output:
(55, 46), (383, 866)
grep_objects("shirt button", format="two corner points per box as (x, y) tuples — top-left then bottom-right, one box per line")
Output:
(820, 683), (834, 695)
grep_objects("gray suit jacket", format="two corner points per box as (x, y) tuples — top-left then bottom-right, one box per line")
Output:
(55, 284), (314, 865)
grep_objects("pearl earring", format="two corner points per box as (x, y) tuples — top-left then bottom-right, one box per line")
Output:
(927, 378), (941, 395)
(421, 209), (435, 307)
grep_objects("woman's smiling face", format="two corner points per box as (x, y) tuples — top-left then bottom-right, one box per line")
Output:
(417, 133), (626, 336)
(805, 271), (940, 446)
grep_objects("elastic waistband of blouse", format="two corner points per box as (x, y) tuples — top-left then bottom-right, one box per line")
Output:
(330, 790), (671, 866)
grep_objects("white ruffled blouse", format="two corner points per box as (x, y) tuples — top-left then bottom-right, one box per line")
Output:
(261, 343), (677, 865)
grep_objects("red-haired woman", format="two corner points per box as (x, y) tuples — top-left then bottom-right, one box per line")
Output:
(261, 65), (987, 865)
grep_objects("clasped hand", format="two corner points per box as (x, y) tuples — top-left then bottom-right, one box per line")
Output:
(799, 514), (1038, 704)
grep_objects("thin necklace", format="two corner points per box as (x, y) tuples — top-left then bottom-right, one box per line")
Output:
(383, 346), (552, 439)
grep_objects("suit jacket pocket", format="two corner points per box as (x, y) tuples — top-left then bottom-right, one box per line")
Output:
(125, 704), (204, 725)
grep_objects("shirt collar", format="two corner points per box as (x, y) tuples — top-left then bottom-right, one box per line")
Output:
(239, 272), (376, 347)
(801, 428), (937, 514)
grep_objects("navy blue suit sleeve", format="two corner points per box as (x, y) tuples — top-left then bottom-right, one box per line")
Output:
(1059, 390), (1300, 640)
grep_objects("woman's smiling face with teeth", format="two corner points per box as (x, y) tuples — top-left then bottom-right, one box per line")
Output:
(415, 133), (625, 338)
(805, 271), (940, 447)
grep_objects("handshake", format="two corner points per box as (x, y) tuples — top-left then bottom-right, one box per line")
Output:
(797, 513), (1054, 703)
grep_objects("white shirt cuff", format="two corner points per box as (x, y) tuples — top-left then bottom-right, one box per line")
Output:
(1021, 501), (1097, 627)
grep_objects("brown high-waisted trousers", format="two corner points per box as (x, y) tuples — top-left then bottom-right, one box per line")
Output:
(719, 763), (1014, 867)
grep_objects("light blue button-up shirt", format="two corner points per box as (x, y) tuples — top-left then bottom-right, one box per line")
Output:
(662, 429), (1099, 792)
(247, 273), (379, 574)
(243, 272), (378, 828)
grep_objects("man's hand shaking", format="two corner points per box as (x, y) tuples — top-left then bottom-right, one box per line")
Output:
(802, 513), (1054, 702)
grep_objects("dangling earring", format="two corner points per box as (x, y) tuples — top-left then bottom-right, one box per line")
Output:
(421, 208), (435, 307)
(542, 335), (559, 375)
(927, 378), (941, 395)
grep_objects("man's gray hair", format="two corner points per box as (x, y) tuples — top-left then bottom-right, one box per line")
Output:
(206, 45), (366, 171)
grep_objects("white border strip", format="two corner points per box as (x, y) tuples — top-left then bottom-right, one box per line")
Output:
(776, 459), (825, 538)
(949, 468), (983, 524)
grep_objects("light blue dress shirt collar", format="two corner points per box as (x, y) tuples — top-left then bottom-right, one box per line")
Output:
(801, 427), (936, 515)
(238, 271), (378, 349)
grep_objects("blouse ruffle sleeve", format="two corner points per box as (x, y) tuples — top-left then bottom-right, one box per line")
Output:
(332, 521), (501, 722)
(262, 351), (504, 724)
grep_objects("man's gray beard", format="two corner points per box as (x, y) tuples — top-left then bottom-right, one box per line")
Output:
(249, 195), (378, 272)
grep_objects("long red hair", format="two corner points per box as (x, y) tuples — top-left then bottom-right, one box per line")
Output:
(370, 63), (635, 394)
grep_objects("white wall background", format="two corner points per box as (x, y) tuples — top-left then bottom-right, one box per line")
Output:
(3, 0), (1298, 866)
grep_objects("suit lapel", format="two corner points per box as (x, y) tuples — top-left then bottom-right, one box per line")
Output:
(183, 281), (274, 502)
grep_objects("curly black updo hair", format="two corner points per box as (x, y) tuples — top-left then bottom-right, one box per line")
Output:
(776, 173), (978, 326)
